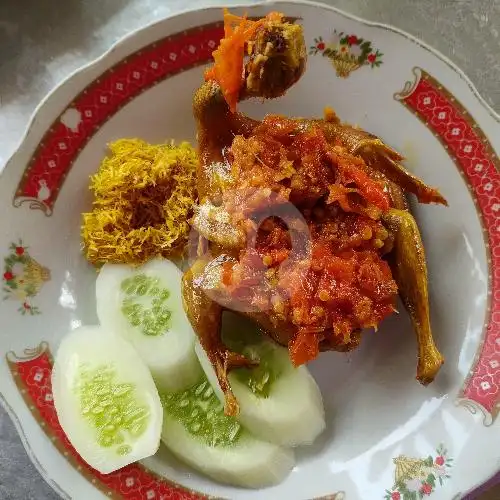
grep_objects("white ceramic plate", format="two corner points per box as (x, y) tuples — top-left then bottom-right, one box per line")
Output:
(0, 2), (499, 499)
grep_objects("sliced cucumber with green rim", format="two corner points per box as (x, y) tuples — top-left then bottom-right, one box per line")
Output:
(51, 326), (162, 474)
(160, 375), (294, 488)
(96, 259), (201, 392)
(196, 312), (326, 447)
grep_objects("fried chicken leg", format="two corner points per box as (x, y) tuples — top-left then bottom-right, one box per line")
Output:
(382, 209), (444, 384)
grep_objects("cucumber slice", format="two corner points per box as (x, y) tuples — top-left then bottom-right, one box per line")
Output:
(160, 377), (294, 488)
(96, 259), (201, 392)
(195, 313), (326, 447)
(51, 326), (162, 474)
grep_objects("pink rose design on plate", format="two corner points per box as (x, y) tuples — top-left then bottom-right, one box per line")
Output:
(435, 464), (447, 476)
(420, 482), (433, 495)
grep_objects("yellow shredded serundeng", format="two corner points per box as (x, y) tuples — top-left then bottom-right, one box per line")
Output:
(82, 138), (198, 265)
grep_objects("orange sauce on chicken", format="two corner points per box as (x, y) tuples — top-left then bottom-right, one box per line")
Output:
(222, 116), (398, 365)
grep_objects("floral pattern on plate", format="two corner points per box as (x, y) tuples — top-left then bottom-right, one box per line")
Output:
(384, 445), (453, 500)
(2, 240), (50, 315)
(309, 31), (383, 77)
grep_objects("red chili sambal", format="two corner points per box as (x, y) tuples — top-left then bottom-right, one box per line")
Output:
(220, 115), (398, 365)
